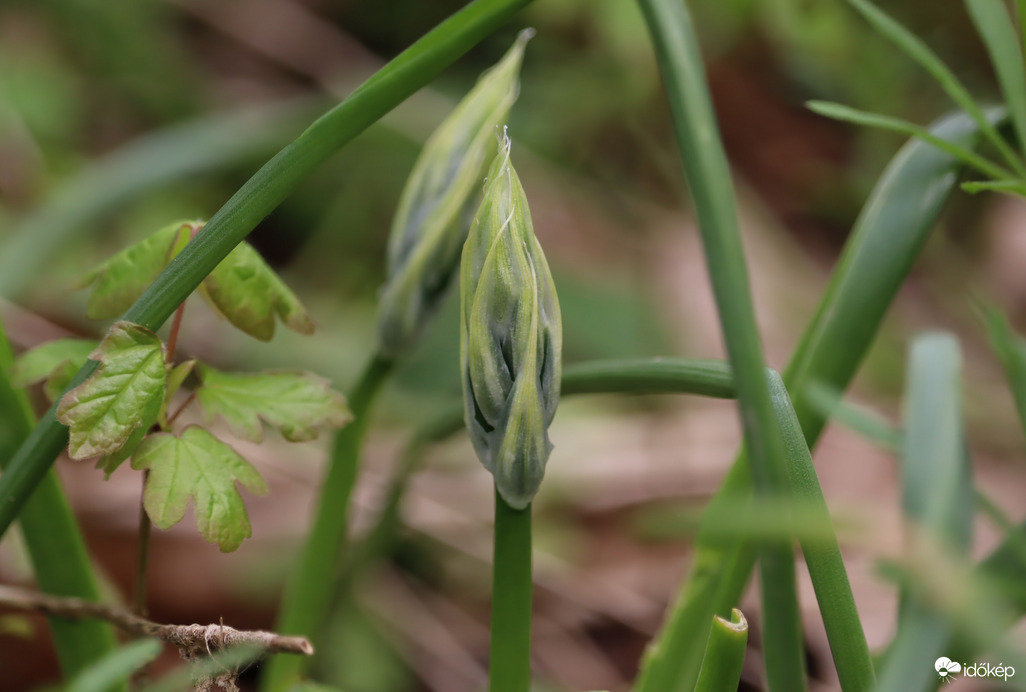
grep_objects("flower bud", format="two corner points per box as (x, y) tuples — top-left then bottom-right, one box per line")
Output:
(377, 29), (533, 357)
(460, 132), (561, 509)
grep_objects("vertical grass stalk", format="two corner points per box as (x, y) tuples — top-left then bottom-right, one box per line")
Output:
(636, 0), (805, 688)
(489, 489), (533, 692)
(0, 320), (121, 684)
(694, 609), (748, 692)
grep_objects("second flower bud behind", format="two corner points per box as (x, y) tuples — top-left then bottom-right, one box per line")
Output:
(377, 29), (533, 357)
(461, 132), (561, 510)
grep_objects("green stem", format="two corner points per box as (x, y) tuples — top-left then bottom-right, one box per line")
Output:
(489, 488), (533, 692)
(0, 0), (535, 544)
(0, 320), (120, 684)
(694, 609), (748, 692)
(638, 109), (994, 692)
(635, 0), (803, 688)
(261, 354), (394, 692)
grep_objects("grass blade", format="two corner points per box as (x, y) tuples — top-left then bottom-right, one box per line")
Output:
(875, 334), (972, 692)
(639, 109), (996, 692)
(960, 179), (1026, 196)
(634, 0), (803, 687)
(0, 0), (535, 543)
(261, 355), (393, 692)
(0, 319), (121, 683)
(966, 0), (1026, 158)
(846, 0), (1025, 177)
(694, 609), (748, 692)
(807, 101), (1013, 180)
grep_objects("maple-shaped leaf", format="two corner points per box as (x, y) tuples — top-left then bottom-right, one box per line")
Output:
(131, 426), (268, 552)
(80, 221), (196, 320)
(57, 322), (166, 459)
(10, 338), (97, 402)
(200, 242), (315, 341)
(196, 365), (351, 442)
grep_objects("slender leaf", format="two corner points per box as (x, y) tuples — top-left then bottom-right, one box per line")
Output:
(961, 178), (1026, 196)
(876, 334), (971, 692)
(807, 101), (1012, 180)
(846, 0), (1025, 176)
(0, 0), (536, 542)
(56, 322), (165, 459)
(131, 426), (268, 552)
(694, 609), (748, 692)
(196, 365), (351, 442)
(966, 0), (1026, 158)
(635, 0), (803, 688)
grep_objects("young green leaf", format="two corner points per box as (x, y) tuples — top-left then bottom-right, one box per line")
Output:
(131, 426), (268, 552)
(56, 322), (166, 459)
(80, 221), (195, 320)
(200, 242), (314, 341)
(10, 338), (97, 402)
(196, 365), (351, 443)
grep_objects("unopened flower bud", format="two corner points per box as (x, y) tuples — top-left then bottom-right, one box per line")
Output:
(460, 131), (561, 509)
(377, 29), (533, 357)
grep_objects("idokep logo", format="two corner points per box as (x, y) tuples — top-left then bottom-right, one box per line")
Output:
(935, 656), (1015, 684)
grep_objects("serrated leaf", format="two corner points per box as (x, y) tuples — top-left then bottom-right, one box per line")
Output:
(196, 365), (351, 443)
(131, 426), (268, 552)
(9, 338), (97, 390)
(80, 221), (196, 320)
(57, 322), (166, 459)
(201, 241), (314, 341)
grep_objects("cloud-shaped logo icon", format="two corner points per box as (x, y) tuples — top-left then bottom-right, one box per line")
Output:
(935, 657), (961, 681)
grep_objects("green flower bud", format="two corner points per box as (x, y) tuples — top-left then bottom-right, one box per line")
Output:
(460, 131), (561, 509)
(377, 29), (533, 357)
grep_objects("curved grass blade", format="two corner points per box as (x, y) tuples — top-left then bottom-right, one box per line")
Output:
(635, 0), (803, 687)
(0, 320), (121, 684)
(966, 0), (1026, 158)
(875, 335), (971, 692)
(982, 305), (1026, 441)
(807, 101), (1013, 181)
(0, 0), (536, 543)
(961, 179), (1026, 196)
(845, 0), (1025, 177)
(694, 609), (748, 692)
(66, 639), (162, 692)
(638, 109), (998, 692)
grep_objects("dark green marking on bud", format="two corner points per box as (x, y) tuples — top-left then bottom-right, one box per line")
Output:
(460, 130), (561, 509)
(377, 29), (534, 357)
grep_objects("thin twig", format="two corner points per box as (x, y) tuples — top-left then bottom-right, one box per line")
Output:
(166, 391), (198, 427)
(133, 470), (152, 618)
(0, 584), (314, 656)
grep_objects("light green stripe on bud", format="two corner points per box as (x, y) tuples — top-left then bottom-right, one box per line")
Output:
(377, 28), (533, 357)
(460, 131), (561, 509)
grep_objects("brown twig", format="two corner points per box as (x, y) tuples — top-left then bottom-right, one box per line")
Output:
(0, 584), (314, 657)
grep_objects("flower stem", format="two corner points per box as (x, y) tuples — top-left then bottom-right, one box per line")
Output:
(133, 470), (152, 618)
(489, 487), (532, 692)
(261, 353), (394, 692)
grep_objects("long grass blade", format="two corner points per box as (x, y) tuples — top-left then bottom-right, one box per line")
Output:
(634, 0), (803, 688)
(965, 0), (1026, 159)
(875, 334), (972, 692)
(807, 101), (1013, 180)
(0, 0), (536, 543)
(846, 0), (1025, 177)
(639, 109), (998, 692)
(66, 639), (162, 692)
(982, 306), (1026, 442)
(0, 319), (121, 683)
